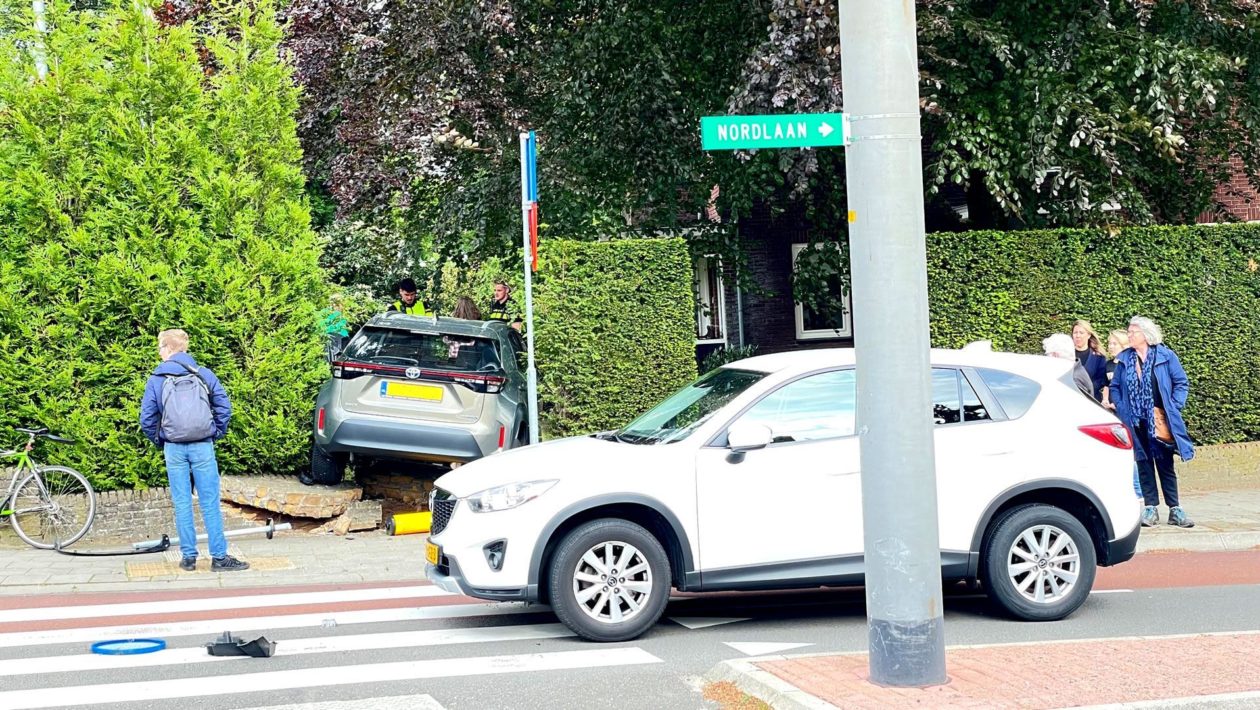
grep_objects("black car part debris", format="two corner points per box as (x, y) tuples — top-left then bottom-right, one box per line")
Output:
(206, 631), (277, 658)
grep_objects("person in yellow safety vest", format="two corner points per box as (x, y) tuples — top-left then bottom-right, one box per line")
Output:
(387, 278), (429, 316)
(487, 280), (523, 331)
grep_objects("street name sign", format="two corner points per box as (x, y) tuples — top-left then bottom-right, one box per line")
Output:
(700, 113), (848, 151)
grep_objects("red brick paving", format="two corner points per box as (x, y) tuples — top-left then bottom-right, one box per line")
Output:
(1095, 549), (1260, 589)
(757, 632), (1260, 709)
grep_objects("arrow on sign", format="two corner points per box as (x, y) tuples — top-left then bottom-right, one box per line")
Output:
(818, 122), (834, 138)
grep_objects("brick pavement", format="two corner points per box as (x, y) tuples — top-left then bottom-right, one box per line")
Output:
(745, 631), (1260, 710)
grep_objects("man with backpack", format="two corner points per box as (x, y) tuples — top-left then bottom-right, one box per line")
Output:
(139, 329), (249, 572)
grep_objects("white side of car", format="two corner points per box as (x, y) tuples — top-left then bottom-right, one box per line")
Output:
(426, 348), (1142, 642)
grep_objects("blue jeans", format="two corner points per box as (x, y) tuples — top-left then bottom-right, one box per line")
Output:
(163, 441), (227, 559)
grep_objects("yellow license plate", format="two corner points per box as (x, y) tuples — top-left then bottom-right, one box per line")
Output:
(425, 541), (440, 566)
(385, 382), (444, 401)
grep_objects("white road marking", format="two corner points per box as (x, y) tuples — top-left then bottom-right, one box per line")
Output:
(0, 585), (453, 624)
(0, 601), (551, 649)
(668, 616), (750, 630)
(0, 623), (574, 677)
(724, 641), (814, 656)
(231, 695), (447, 710)
(0, 647), (664, 709)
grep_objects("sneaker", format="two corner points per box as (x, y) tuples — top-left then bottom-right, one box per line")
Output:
(1168, 506), (1195, 528)
(1141, 506), (1159, 527)
(179, 557), (197, 572)
(211, 555), (250, 572)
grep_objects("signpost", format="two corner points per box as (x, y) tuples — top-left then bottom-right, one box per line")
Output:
(700, 38), (945, 685)
(700, 113), (848, 151)
(519, 132), (541, 446)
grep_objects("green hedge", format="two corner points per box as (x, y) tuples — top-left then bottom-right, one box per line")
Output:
(0, 1), (329, 490)
(534, 238), (697, 437)
(926, 224), (1260, 445)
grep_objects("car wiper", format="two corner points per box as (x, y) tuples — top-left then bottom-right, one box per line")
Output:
(609, 431), (654, 445)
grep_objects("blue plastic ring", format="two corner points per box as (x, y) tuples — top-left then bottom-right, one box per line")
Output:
(91, 638), (167, 655)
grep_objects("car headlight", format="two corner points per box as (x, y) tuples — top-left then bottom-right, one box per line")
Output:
(465, 480), (558, 513)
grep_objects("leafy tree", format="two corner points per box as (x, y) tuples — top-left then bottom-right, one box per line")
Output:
(0, 0), (329, 489)
(284, 0), (1259, 327)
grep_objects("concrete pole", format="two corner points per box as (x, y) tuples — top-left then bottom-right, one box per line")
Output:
(33, 0), (49, 80)
(838, 0), (947, 688)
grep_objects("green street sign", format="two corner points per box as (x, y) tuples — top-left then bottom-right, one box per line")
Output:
(701, 113), (848, 151)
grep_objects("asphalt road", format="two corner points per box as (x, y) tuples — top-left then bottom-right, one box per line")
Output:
(2, 550), (1258, 710)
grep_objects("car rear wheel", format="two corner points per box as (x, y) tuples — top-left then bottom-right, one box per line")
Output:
(981, 504), (1097, 621)
(547, 519), (671, 642)
(305, 444), (347, 485)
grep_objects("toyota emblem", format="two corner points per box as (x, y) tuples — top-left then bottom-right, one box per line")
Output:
(405, 367), (421, 380)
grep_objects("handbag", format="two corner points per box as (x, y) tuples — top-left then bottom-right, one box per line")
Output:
(1152, 406), (1174, 444)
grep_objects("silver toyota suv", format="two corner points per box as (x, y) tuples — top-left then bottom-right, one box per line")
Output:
(308, 313), (529, 484)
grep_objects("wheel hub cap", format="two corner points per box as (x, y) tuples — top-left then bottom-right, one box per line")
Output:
(572, 540), (652, 625)
(1007, 524), (1080, 604)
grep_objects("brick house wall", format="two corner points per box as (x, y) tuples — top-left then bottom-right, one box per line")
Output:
(1199, 155), (1260, 223)
(708, 209), (853, 357)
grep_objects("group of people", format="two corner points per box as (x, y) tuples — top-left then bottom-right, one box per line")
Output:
(384, 278), (523, 331)
(1043, 317), (1194, 529)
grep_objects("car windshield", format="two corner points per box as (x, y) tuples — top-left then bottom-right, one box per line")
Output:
(343, 327), (501, 372)
(617, 368), (765, 445)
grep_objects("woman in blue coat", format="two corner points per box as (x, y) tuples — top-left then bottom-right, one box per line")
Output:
(1072, 320), (1109, 401)
(1107, 316), (1195, 528)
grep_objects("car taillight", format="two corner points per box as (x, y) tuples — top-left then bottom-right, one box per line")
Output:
(332, 361), (385, 380)
(1079, 423), (1132, 449)
(317, 407), (326, 435)
(497, 425), (506, 450)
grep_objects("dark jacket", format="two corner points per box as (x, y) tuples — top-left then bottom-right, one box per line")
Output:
(139, 352), (232, 447)
(1080, 351), (1108, 401)
(1109, 345), (1193, 461)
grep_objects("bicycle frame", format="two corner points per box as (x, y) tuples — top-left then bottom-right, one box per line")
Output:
(1, 441), (42, 516)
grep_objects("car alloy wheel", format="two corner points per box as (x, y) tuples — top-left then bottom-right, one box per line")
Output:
(571, 540), (653, 625)
(981, 503), (1097, 621)
(1005, 524), (1080, 604)
(547, 518), (671, 642)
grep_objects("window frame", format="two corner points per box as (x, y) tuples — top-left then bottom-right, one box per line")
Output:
(694, 255), (727, 345)
(706, 367), (858, 448)
(791, 243), (853, 340)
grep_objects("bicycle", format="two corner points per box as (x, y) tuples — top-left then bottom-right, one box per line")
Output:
(1, 427), (96, 549)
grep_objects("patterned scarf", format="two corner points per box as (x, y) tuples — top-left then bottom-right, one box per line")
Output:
(1124, 347), (1156, 433)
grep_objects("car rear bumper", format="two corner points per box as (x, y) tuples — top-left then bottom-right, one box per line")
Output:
(1101, 517), (1141, 567)
(321, 418), (487, 463)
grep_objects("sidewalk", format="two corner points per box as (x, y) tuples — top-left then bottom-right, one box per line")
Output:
(1, 488), (1258, 596)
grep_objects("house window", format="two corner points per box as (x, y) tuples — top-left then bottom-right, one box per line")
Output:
(695, 256), (726, 344)
(791, 243), (852, 340)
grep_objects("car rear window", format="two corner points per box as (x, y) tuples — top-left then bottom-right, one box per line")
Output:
(343, 327), (501, 372)
(976, 368), (1041, 419)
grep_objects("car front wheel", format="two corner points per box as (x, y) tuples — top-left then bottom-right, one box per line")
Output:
(981, 504), (1097, 621)
(547, 519), (671, 642)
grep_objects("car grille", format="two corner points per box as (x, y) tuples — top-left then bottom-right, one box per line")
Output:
(430, 489), (457, 536)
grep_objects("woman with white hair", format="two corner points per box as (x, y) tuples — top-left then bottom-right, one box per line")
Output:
(1108, 316), (1195, 528)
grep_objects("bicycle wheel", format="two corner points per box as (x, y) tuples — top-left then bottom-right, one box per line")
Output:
(11, 466), (96, 549)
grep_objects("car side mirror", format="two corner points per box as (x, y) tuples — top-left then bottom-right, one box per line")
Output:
(727, 422), (773, 452)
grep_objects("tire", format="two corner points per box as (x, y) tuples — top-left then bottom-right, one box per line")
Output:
(547, 519), (672, 642)
(11, 466), (96, 549)
(980, 504), (1097, 621)
(306, 444), (346, 485)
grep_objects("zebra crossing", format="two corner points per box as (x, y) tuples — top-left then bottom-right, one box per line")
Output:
(0, 583), (668, 710)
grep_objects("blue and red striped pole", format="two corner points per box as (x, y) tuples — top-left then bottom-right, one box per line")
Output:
(519, 132), (540, 445)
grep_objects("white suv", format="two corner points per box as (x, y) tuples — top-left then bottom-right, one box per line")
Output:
(425, 348), (1141, 642)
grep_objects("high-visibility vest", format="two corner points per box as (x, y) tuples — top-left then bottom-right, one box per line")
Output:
(391, 300), (428, 316)
(487, 299), (517, 323)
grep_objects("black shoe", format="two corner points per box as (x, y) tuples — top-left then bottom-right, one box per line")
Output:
(179, 557), (197, 572)
(211, 555), (250, 572)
